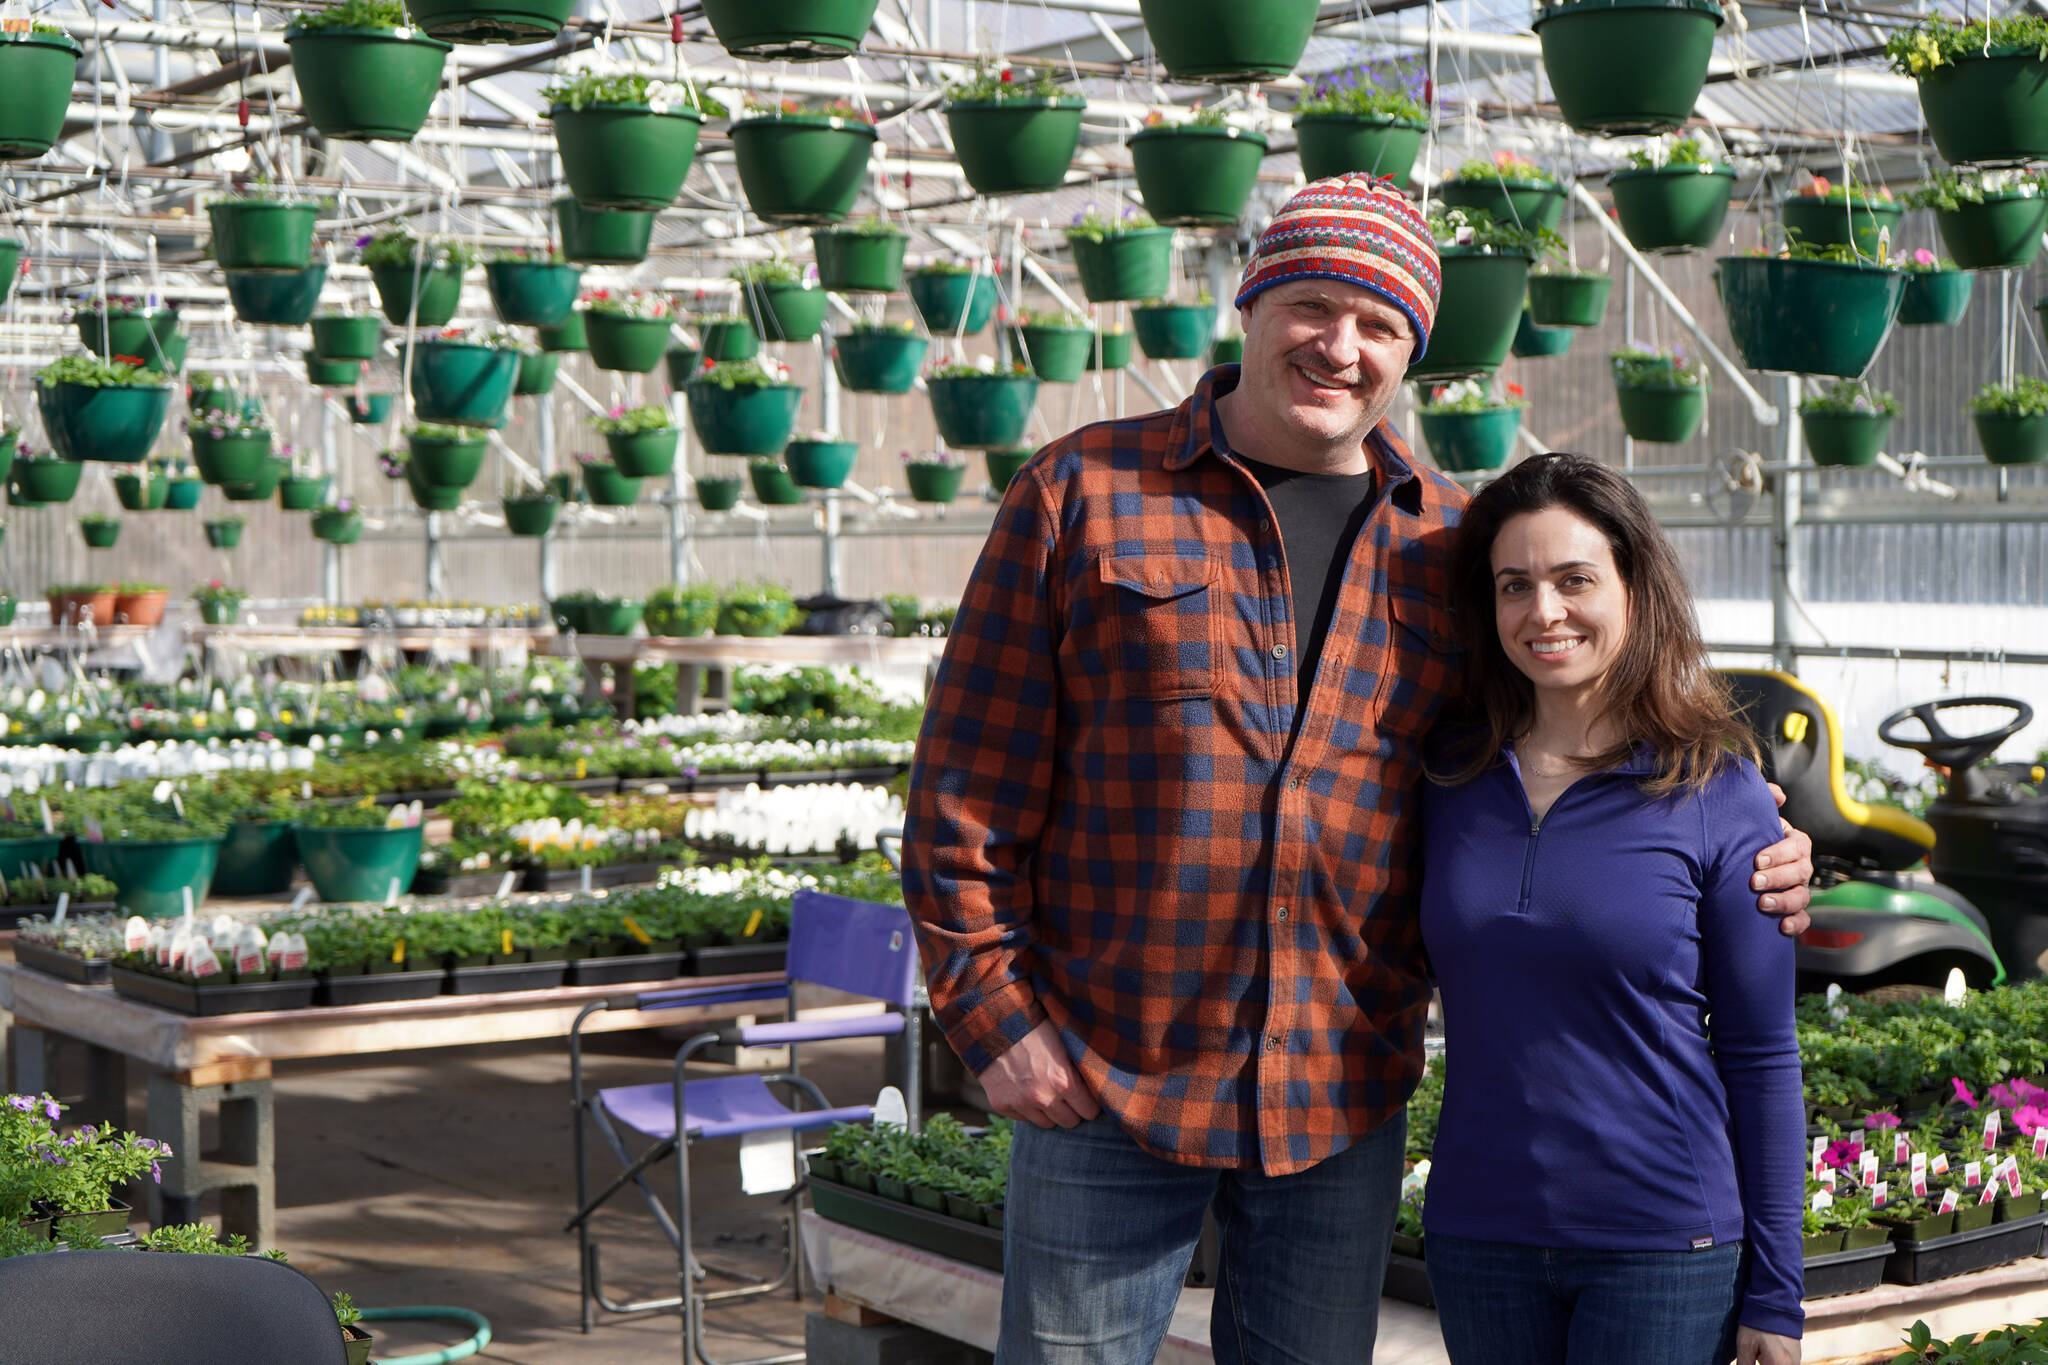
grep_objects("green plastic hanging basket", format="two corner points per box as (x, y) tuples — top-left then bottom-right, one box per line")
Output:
(730, 115), (878, 225)
(225, 266), (328, 327)
(927, 374), (1039, 450)
(1014, 324), (1094, 383)
(1209, 336), (1244, 366)
(784, 438), (859, 489)
(1715, 256), (1906, 378)
(1779, 196), (1904, 259)
(405, 460), (465, 511)
(582, 461), (644, 506)
(584, 312), (674, 372)
(605, 427), (680, 478)
(407, 340), (520, 427)
(192, 432), (272, 485)
(203, 518), (243, 549)
(908, 271), (998, 334)
(1974, 410), (2048, 466)
(1129, 123), (1268, 226)
(310, 313), (383, 362)
(516, 350), (559, 395)
(1292, 113), (1427, 185)
(502, 495), (560, 536)
(1532, 0), (1723, 135)
(743, 281), (829, 342)
(1526, 272), (1612, 328)
(1607, 164), (1736, 253)
(1071, 228), (1175, 304)
(700, 0), (881, 60)
(664, 347), (701, 387)
(1088, 330), (1134, 370)
(553, 102), (704, 210)
(0, 31), (81, 160)
(1915, 49), (2048, 168)
(903, 461), (966, 504)
(1933, 192), (2048, 271)
(1802, 411), (1891, 468)
(81, 836), (222, 920)
(1614, 382), (1706, 443)
(813, 228), (907, 293)
(555, 197), (655, 265)
(221, 458), (288, 502)
(696, 476), (743, 511)
(370, 261), (465, 327)
(749, 460), (806, 505)
(165, 477), (204, 509)
(1136, 0), (1318, 83)
(537, 310), (587, 351)
(700, 319), (760, 362)
(306, 354), (363, 388)
(399, 0), (576, 44)
(1437, 178), (1567, 234)
(833, 330), (928, 392)
(1407, 248), (1532, 383)
(207, 201), (320, 272)
(79, 518), (122, 549)
(1417, 406), (1521, 474)
(0, 241), (17, 306)
(944, 98), (1086, 197)
(407, 430), (489, 488)
(212, 821), (299, 898)
(113, 472), (169, 511)
(485, 260), (583, 326)
(1132, 304), (1216, 360)
(12, 458), (82, 504)
(286, 24), (451, 142)
(294, 824), (424, 904)
(278, 474), (332, 511)
(685, 380), (804, 456)
(1900, 269), (1973, 326)
(37, 382), (172, 464)
(984, 446), (1033, 493)
(1512, 308), (1575, 358)
(77, 309), (179, 363)
(311, 508), (364, 543)
(347, 393), (395, 424)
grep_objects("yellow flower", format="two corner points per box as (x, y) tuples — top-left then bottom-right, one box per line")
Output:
(281, 709), (296, 723)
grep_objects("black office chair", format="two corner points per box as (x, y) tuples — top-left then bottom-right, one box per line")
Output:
(0, 1249), (349, 1365)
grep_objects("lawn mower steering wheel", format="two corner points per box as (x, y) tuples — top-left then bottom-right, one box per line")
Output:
(1877, 696), (2034, 770)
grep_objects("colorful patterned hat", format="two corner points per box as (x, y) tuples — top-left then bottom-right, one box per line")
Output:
(1235, 174), (1440, 360)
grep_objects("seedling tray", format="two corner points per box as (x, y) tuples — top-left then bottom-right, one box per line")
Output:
(444, 957), (568, 995)
(1, 901), (115, 932)
(13, 940), (114, 986)
(110, 966), (316, 1016)
(687, 941), (788, 976)
(1802, 1240), (1894, 1298)
(1382, 1252), (1434, 1308)
(809, 1176), (1003, 1272)
(316, 968), (450, 1006)
(566, 950), (687, 986)
(1883, 1209), (2048, 1285)
(411, 869), (507, 898)
(520, 860), (668, 893)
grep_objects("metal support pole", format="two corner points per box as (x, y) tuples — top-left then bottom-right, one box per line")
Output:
(1622, 262), (1637, 471)
(1770, 374), (1803, 676)
(425, 512), (446, 601)
(319, 400), (340, 606)
(819, 323), (843, 597)
(667, 383), (689, 585)
(538, 397), (559, 600)
(821, 493), (843, 598)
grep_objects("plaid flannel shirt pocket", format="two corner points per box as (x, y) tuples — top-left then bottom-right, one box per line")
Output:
(1096, 553), (1224, 701)
(1380, 593), (1463, 739)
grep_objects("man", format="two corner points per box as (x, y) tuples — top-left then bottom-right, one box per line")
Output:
(901, 175), (1813, 1363)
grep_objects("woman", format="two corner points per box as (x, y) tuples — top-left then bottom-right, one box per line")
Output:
(1419, 454), (1802, 1365)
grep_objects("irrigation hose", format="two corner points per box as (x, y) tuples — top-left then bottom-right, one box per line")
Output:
(356, 1306), (493, 1365)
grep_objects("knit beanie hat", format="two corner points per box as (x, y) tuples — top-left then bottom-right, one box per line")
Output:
(1235, 173), (1441, 361)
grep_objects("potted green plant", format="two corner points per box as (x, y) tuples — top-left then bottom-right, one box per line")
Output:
(696, 475), (744, 512)
(293, 799), (425, 904)
(579, 455), (643, 506)
(1088, 327), (1134, 370)
(898, 449), (967, 504)
(36, 355), (174, 465)
(312, 499), (364, 544)
(224, 263), (329, 326)
(47, 582), (115, 628)
(1130, 107), (1269, 226)
(908, 262), (999, 335)
(310, 309), (384, 362)
(1799, 381), (1898, 469)
(733, 260), (827, 342)
(502, 490), (560, 536)
(1526, 257), (1613, 328)
(985, 446), (1034, 493)
(685, 358), (804, 456)
(78, 512), (121, 550)
(113, 580), (168, 625)
(1291, 65), (1428, 185)
(191, 580), (246, 625)
(305, 352), (362, 388)
(220, 453), (289, 503)
(1066, 206), (1174, 304)
(278, 467), (333, 511)
(927, 359), (1039, 450)
(73, 295), (178, 364)
(783, 433), (859, 489)
(812, 217), (908, 293)
(406, 422), (491, 490)
(1781, 174), (1903, 259)
(581, 289), (677, 372)
(1438, 153), (1567, 235)
(187, 402), (273, 484)
(1606, 137), (1737, 254)
(406, 325), (524, 427)
(397, 0), (576, 43)
(1970, 376), (2048, 466)
(546, 70), (718, 208)
(113, 465), (170, 511)
(481, 246), (580, 328)
(1135, 0), (1317, 84)
(832, 317), (926, 392)
(9, 447), (82, 506)
(699, 0), (881, 60)
(1886, 14), (2048, 167)
(1415, 381), (1524, 474)
(203, 516), (246, 550)
(697, 314), (760, 362)
(1901, 249), (1973, 327)
(717, 582), (797, 637)
(644, 581), (721, 637)
(1411, 208), (1550, 383)
(943, 63), (1085, 198)
(550, 590), (643, 636)
(1611, 347), (1708, 443)
(554, 196), (655, 266)
(206, 184), (321, 271)
(664, 346), (701, 388)
(749, 459), (805, 506)
(516, 349), (558, 395)
(165, 468), (205, 509)
(537, 309), (587, 352)
(286, 0), (451, 143)
(1904, 169), (2048, 272)
(1132, 295), (1216, 360)
(1533, 0), (1723, 134)
(1715, 238), (1907, 378)
(592, 405), (679, 477)
(362, 229), (471, 327)
(1010, 307), (1095, 382)
(0, 19), (81, 159)
(729, 98), (879, 225)
(68, 790), (227, 919)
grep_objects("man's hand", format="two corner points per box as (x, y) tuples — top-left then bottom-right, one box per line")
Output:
(978, 1019), (1100, 1129)
(1735, 1327), (1798, 1365)
(1758, 781), (1814, 936)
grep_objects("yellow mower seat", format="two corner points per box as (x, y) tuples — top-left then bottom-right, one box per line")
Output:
(1722, 668), (1935, 873)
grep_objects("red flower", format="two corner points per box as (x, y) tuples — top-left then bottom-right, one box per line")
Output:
(114, 354), (144, 366)
(1000, 68), (1013, 83)
(1506, 382), (1524, 398)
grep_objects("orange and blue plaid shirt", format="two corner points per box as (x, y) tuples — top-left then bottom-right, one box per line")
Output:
(903, 368), (1468, 1176)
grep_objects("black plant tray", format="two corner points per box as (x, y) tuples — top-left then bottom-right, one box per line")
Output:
(565, 950), (687, 986)
(1883, 1209), (2048, 1285)
(411, 869), (509, 899)
(1, 901), (116, 933)
(809, 1176), (1002, 1272)
(686, 941), (788, 976)
(1802, 1240), (1895, 1299)
(110, 966), (316, 1016)
(316, 967), (450, 1006)
(444, 957), (569, 995)
(13, 939), (114, 986)
(1381, 1252), (1434, 1308)
(519, 860), (669, 893)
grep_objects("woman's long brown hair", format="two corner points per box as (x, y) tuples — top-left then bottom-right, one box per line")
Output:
(1437, 452), (1757, 796)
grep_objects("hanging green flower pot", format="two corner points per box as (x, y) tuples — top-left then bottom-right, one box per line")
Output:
(784, 438), (858, 489)
(1417, 406), (1521, 474)
(1608, 165), (1737, 253)
(946, 97), (1086, 197)
(485, 260), (582, 326)
(347, 393), (395, 424)
(1209, 336), (1243, 366)
(311, 508), (364, 543)
(664, 347), (700, 388)
(165, 477), (204, 509)
(502, 494), (559, 536)
(1129, 124), (1269, 226)
(212, 821), (299, 897)
(294, 823), (424, 904)
(1407, 247), (1532, 383)
(158, 332), (188, 374)
(286, 23), (451, 142)
(833, 329), (928, 392)
(191, 431), (271, 484)
(743, 280), (829, 342)
(1088, 330), (1133, 370)
(1132, 303), (1216, 360)
(408, 340), (520, 427)
(749, 460), (806, 505)
(278, 474), (332, 511)
(1014, 323), (1094, 382)
(207, 201), (320, 272)
(1934, 192), (2048, 271)
(928, 372), (1039, 450)
(700, 319), (760, 361)
(730, 114), (878, 225)
(685, 379), (804, 455)
(0, 240), (17, 305)
(225, 266), (329, 327)
(306, 354), (363, 387)
(222, 458), (288, 502)
(1526, 271), (1612, 327)
(82, 836), (222, 921)
(1614, 382), (1706, 442)
(1803, 412), (1891, 468)
(114, 472), (170, 511)
(370, 261), (465, 327)
(1533, 0), (1723, 135)
(908, 270), (998, 334)
(399, 0), (577, 43)
(1913, 48), (2048, 168)
(203, 518), (243, 549)
(1071, 228), (1175, 303)
(12, 457), (81, 504)
(405, 460), (464, 511)
(1715, 256), (1906, 378)
(1512, 308), (1575, 358)
(537, 310), (587, 351)
(813, 227), (906, 292)
(581, 460), (644, 506)
(605, 427), (680, 478)
(1779, 195), (1904, 258)
(555, 197), (655, 265)
(516, 350), (558, 395)
(0, 30), (81, 160)
(553, 102), (705, 210)
(77, 308), (179, 363)
(1900, 269), (1972, 326)
(1293, 113), (1428, 185)
(1974, 411), (2048, 466)
(583, 312), (674, 372)
(696, 475), (744, 511)
(700, 0), (881, 60)
(1437, 178), (1567, 234)
(985, 446), (1033, 493)
(1136, 0), (1318, 84)
(903, 461), (966, 503)
(38, 381), (172, 464)
(189, 383), (236, 416)
(310, 313), (384, 362)
(408, 429), (490, 488)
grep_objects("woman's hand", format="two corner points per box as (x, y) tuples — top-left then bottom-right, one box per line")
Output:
(1735, 1327), (1799, 1365)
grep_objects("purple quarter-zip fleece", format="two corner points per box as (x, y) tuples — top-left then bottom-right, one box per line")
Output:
(1418, 745), (1804, 1338)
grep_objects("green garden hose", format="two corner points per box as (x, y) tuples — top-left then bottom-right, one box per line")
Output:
(357, 1306), (493, 1365)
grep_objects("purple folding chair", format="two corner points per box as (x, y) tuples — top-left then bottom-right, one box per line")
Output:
(565, 889), (920, 1365)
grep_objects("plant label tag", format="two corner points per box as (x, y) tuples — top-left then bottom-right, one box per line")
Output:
(124, 916), (148, 953)
(1980, 1181), (1998, 1206)
(39, 797), (52, 833)
(83, 817), (102, 843)
(1984, 1112), (2001, 1150)
(1913, 1174), (1928, 1197)
(189, 941), (222, 979)
(1810, 1189), (1833, 1213)
(1818, 1166), (1836, 1189)
(1966, 1161), (1983, 1188)
(581, 864), (593, 894)
(1932, 1152), (1950, 1177)
(181, 886), (195, 926)
(302, 781), (312, 800)
(1812, 1136), (1828, 1178)
(2035, 1128), (2048, 1159)
(51, 893), (68, 927)
(1896, 1133), (1911, 1165)
(1872, 1180), (1888, 1209)
(385, 877), (401, 907)
(1912, 1152), (1928, 1180)
(2006, 1164), (2023, 1196)
(280, 932), (307, 972)
(291, 886), (314, 911)
(392, 939), (406, 966)
(496, 871), (518, 899)
(743, 908), (763, 938)
(1861, 1151), (1879, 1187)
(1939, 1189), (1959, 1214)
(501, 928), (515, 956)
(623, 916), (652, 945)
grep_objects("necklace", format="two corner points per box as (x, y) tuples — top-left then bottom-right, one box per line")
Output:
(1516, 746), (1598, 779)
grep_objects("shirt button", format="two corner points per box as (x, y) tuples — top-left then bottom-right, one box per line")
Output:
(1258, 517), (1272, 534)
(1266, 1034), (1282, 1052)
(1271, 644), (1289, 660)
(1276, 905), (1289, 921)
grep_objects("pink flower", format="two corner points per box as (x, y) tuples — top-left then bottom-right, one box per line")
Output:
(1821, 1138), (1864, 1171)
(1953, 1077), (1979, 1109)
(1912, 248), (1936, 266)
(2014, 1105), (2048, 1137)
(1864, 1111), (1901, 1130)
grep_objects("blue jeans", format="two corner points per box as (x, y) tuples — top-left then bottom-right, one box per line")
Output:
(997, 1111), (1406, 1365)
(1427, 1234), (1745, 1365)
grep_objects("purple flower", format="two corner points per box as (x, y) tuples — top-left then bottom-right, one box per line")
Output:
(151, 1162), (163, 1183)
(354, 234), (373, 249)
(42, 1099), (60, 1120)
(6, 1095), (33, 1113)
(682, 764), (700, 778)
